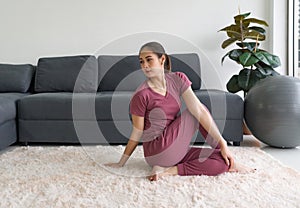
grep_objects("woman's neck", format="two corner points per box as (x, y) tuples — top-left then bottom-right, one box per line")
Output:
(148, 74), (166, 90)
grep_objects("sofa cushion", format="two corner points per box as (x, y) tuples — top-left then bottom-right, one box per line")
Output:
(97, 53), (201, 91)
(0, 64), (34, 92)
(94, 92), (133, 120)
(18, 90), (243, 121)
(0, 120), (17, 150)
(170, 53), (201, 90)
(0, 98), (16, 125)
(35, 55), (98, 93)
(98, 55), (144, 91)
(19, 93), (76, 120)
(18, 92), (133, 121)
(0, 93), (29, 124)
(193, 89), (243, 143)
(194, 89), (244, 120)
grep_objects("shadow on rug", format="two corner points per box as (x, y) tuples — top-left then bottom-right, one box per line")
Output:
(0, 145), (299, 208)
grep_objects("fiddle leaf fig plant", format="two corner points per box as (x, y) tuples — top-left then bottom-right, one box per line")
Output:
(219, 12), (281, 94)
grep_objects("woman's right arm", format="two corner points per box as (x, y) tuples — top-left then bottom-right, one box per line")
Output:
(105, 114), (144, 167)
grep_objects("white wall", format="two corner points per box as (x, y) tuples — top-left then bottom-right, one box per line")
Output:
(270, 0), (288, 76)
(0, 0), (287, 90)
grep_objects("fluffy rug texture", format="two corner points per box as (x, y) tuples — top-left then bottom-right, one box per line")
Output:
(0, 145), (299, 208)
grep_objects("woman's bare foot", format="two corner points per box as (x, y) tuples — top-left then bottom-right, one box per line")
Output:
(229, 162), (256, 173)
(147, 165), (178, 181)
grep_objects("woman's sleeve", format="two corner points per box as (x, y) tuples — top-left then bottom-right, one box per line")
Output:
(129, 92), (147, 117)
(175, 72), (192, 94)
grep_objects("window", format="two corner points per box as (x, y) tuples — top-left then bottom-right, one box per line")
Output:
(296, 0), (299, 76)
(290, 0), (299, 77)
(298, 0), (300, 71)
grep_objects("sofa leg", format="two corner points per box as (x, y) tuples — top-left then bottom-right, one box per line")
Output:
(233, 142), (240, 146)
(21, 141), (28, 146)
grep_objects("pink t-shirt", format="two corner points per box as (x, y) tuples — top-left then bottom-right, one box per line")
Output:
(130, 72), (192, 142)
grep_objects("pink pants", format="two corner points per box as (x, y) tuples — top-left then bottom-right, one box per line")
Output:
(143, 109), (229, 176)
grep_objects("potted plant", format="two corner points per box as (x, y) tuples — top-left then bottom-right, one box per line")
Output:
(219, 12), (281, 96)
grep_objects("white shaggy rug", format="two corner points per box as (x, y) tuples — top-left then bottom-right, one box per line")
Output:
(0, 145), (299, 208)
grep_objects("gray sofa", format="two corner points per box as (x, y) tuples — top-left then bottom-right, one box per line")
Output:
(0, 64), (34, 150)
(0, 53), (244, 150)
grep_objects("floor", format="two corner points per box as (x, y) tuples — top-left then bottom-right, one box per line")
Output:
(240, 135), (300, 172)
(1, 136), (300, 172)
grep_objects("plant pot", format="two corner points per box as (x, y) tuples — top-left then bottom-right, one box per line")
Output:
(243, 120), (252, 135)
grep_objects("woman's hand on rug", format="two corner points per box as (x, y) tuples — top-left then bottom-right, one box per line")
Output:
(220, 145), (235, 170)
(104, 154), (129, 168)
(104, 162), (123, 168)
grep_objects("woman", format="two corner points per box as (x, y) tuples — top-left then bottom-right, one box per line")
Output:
(106, 42), (252, 181)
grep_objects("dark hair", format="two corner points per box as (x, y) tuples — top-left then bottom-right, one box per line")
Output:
(139, 42), (171, 72)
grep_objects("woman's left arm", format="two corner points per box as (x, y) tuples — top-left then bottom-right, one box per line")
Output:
(182, 86), (234, 169)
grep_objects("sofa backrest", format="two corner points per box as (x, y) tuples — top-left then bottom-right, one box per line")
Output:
(35, 55), (98, 93)
(4, 53), (201, 93)
(97, 53), (201, 92)
(170, 53), (201, 90)
(0, 64), (35, 93)
(98, 55), (144, 92)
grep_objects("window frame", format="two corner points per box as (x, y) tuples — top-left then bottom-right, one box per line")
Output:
(288, 0), (299, 77)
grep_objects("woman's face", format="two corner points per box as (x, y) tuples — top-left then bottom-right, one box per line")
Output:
(139, 51), (165, 78)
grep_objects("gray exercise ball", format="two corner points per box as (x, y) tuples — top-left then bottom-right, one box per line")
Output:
(244, 75), (300, 148)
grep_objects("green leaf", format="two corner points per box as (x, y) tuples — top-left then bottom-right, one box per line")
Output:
(221, 49), (245, 65)
(255, 62), (280, 76)
(238, 68), (261, 92)
(219, 25), (242, 39)
(221, 53), (229, 65)
(241, 21), (250, 29)
(226, 75), (242, 93)
(221, 38), (237, 49)
(243, 18), (269, 27)
(238, 68), (251, 91)
(254, 51), (281, 68)
(239, 52), (259, 67)
(236, 42), (259, 51)
(234, 12), (251, 24)
(229, 49), (244, 61)
(244, 31), (266, 41)
(271, 70), (280, 76)
(248, 26), (266, 35)
(255, 62), (273, 76)
(219, 24), (239, 33)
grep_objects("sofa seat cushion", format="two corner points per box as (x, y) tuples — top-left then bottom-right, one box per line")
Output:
(94, 91), (133, 120)
(18, 92), (134, 121)
(194, 89), (244, 120)
(192, 90), (243, 143)
(18, 90), (243, 121)
(0, 93), (29, 124)
(19, 93), (87, 120)
(0, 120), (17, 150)
(0, 98), (16, 124)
